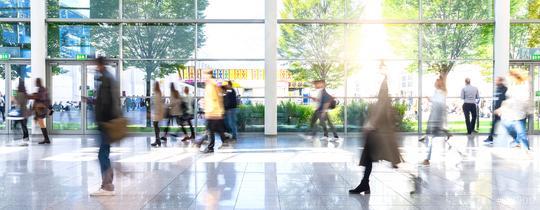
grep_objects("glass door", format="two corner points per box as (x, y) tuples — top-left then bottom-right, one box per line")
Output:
(0, 62), (31, 134)
(48, 60), (119, 134)
(0, 64), (6, 132)
(50, 64), (83, 132)
(533, 64), (540, 132)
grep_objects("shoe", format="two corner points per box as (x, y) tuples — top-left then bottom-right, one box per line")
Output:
(90, 188), (115, 196)
(181, 136), (190, 142)
(483, 138), (493, 144)
(202, 148), (214, 153)
(418, 136), (426, 142)
(151, 140), (161, 147)
(38, 140), (51, 145)
(160, 137), (167, 142)
(18, 142), (29, 146)
(170, 133), (178, 137)
(349, 180), (370, 194)
(422, 160), (430, 166)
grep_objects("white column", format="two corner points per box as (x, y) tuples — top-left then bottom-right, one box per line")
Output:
(31, 0), (47, 134)
(264, 0), (277, 135)
(494, 0), (510, 77)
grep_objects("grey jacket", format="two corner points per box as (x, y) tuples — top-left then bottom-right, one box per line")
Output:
(95, 70), (121, 123)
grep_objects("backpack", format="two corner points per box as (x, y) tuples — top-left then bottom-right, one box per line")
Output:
(328, 97), (338, 109)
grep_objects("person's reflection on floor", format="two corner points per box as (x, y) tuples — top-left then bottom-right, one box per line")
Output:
(204, 162), (238, 204)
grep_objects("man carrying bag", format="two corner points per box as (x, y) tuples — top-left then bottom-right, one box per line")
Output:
(87, 56), (126, 196)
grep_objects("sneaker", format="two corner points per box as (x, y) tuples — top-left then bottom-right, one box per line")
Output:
(483, 139), (493, 144)
(90, 188), (115, 196)
(201, 148), (214, 154)
(18, 142), (29, 146)
(418, 136), (426, 142)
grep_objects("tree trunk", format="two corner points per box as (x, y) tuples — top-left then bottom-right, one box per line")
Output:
(145, 69), (152, 128)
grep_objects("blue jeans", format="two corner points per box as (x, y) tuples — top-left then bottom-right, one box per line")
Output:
(502, 118), (529, 150)
(225, 108), (238, 138)
(98, 131), (114, 191)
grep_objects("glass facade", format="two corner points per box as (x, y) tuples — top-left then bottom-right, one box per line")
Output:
(0, 0), (538, 133)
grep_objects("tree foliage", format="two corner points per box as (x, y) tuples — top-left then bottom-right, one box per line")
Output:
(384, 0), (493, 80)
(510, 0), (540, 59)
(278, 0), (362, 88)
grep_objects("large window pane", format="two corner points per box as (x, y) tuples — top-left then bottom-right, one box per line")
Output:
(47, 23), (119, 59)
(51, 65), (82, 131)
(278, 24), (345, 60)
(123, 0), (195, 19)
(421, 0), (493, 20)
(123, 24), (195, 59)
(201, 0), (263, 19)
(0, 0), (30, 18)
(278, 0), (348, 19)
(422, 24), (494, 60)
(346, 24), (418, 60)
(510, 23), (540, 60)
(511, 0), (540, 19)
(47, 0), (119, 19)
(197, 24), (264, 59)
(0, 22), (30, 58)
(421, 61), (493, 133)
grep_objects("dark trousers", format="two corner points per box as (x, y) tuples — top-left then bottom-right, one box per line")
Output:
(310, 111), (337, 137)
(163, 115), (196, 138)
(14, 119), (29, 138)
(98, 131), (114, 191)
(207, 119), (227, 150)
(153, 121), (160, 139)
(462, 103), (477, 134)
(361, 149), (373, 182)
(487, 115), (501, 140)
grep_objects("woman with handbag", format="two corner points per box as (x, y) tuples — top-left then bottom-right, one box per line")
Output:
(28, 78), (51, 144)
(151, 82), (165, 147)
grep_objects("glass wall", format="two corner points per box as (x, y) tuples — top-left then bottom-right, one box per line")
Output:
(37, 0), (538, 134)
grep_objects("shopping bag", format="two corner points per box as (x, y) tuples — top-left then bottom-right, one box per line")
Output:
(103, 117), (128, 143)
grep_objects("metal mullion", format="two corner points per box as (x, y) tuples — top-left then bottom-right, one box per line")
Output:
(82, 63), (88, 134)
(278, 19), (495, 25)
(46, 18), (264, 24)
(5, 64), (12, 135)
(0, 18), (30, 23)
(510, 19), (540, 24)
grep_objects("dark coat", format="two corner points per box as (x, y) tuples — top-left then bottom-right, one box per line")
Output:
(360, 77), (403, 166)
(95, 70), (121, 124)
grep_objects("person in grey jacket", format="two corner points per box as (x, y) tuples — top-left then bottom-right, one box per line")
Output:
(461, 78), (479, 134)
(89, 56), (121, 196)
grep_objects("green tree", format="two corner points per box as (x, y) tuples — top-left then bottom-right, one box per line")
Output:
(384, 0), (493, 82)
(510, 0), (540, 59)
(278, 0), (362, 88)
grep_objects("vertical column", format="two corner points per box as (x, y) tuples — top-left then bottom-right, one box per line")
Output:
(31, 0), (47, 134)
(494, 0), (510, 77)
(264, 0), (277, 135)
(31, 0), (47, 84)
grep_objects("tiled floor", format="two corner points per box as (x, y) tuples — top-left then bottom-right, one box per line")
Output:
(0, 133), (539, 210)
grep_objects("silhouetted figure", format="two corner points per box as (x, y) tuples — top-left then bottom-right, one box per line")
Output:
(29, 78), (51, 144)
(89, 56), (121, 196)
(349, 75), (402, 194)
(461, 78), (479, 135)
(484, 77), (507, 144)
(151, 82), (165, 147)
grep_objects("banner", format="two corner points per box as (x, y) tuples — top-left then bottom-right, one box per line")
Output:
(177, 67), (293, 81)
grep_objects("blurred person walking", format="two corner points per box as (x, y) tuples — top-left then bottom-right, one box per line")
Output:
(176, 86), (196, 141)
(197, 70), (228, 153)
(223, 81), (239, 141)
(461, 78), (480, 135)
(496, 70), (533, 152)
(422, 76), (450, 166)
(13, 79), (30, 146)
(29, 78), (51, 144)
(89, 56), (122, 196)
(162, 83), (182, 140)
(151, 82), (165, 147)
(307, 80), (338, 140)
(349, 74), (402, 194)
(484, 77), (507, 144)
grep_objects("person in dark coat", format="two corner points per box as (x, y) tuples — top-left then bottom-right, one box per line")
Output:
(349, 75), (402, 194)
(484, 76), (507, 144)
(88, 56), (121, 196)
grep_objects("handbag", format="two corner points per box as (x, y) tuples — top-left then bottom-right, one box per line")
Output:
(102, 117), (128, 143)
